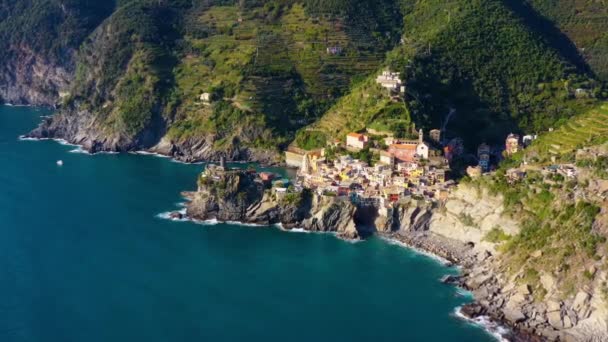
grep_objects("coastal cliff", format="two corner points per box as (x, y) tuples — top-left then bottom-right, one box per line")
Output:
(183, 167), (608, 341)
(185, 166), (362, 238)
(0, 45), (71, 106)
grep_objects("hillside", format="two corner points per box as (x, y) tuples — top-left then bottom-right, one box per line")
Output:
(4, 1), (608, 340)
(527, 0), (608, 80)
(11, 0), (605, 155)
(310, 0), (606, 148)
(26, 0), (403, 161)
(0, 0), (115, 104)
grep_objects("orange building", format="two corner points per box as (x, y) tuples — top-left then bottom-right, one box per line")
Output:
(388, 144), (418, 162)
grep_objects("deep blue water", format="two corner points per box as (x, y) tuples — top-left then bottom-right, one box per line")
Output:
(0, 106), (496, 342)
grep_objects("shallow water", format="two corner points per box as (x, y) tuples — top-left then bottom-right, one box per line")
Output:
(0, 106), (497, 342)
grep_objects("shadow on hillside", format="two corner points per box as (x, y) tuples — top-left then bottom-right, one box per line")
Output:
(503, 0), (594, 76)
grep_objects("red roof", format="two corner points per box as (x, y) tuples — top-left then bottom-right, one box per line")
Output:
(347, 133), (364, 139)
(389, 144), (416, 150)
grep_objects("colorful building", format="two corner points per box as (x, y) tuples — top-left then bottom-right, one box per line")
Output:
(477, 143), (491, 172)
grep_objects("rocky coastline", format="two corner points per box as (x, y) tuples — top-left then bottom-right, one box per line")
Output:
(180, 166), (608, 342)
(24, 110), (281, 165)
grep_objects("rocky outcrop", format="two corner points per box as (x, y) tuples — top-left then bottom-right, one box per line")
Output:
(381, 185), (608, 342)
(149, 136), (280, 164)
(192, 170), (608, 342)
(185, 168), (367, 238)
(185, 174), (608, 341)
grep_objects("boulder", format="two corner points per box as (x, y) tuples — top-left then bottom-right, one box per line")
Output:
(517, 284), (531, 295)
(467, 273), (492, 290)
(547, 300), (561, 312)
(540, 273), (556, 293)
(563, 314), (572, 329)
(572, 291), (590, 311)
(504, 307), (526, 323)
(547, 310), (563, 329)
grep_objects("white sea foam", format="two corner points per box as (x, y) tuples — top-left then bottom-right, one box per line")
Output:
(286, 228), (311, 234)
(131, 150), (203, 164)
(454, 306), (511, 342)
(3, 103), (30, 107)
(131, 150), (167, 157)
(156, 208), (189, 222)
(55, 138), (78, 146)
(456, 288), (474, 299)
(69, 146), (91, 154)
(18, 135), (46, 141)
(171, 158), (204, 165)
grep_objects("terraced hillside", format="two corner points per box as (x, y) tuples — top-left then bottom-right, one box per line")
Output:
(35, 0), (403, 159)
(167, 3), (395, 147)
(527, 0), (608, 80)
(526, 103), (608, 161)
(310, 0), (605, 149)
(14, 0), (608, 159)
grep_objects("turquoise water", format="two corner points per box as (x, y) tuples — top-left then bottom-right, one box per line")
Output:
(0, 106), (496, 342)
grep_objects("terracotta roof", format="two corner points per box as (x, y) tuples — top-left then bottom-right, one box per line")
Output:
(347, 132), (364, 138)
(389, 144), (417, 150)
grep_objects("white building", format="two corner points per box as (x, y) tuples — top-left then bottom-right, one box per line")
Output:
(376, 70), (402, 91)
(379, 151), (394, 166)
(346, 133), (369, 150)
(416, 129), (429, 159)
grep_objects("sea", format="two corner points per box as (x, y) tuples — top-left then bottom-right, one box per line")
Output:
(0, 106), (502, 341)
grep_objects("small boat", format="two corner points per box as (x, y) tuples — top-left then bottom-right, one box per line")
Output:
(56, 160), (63, 166)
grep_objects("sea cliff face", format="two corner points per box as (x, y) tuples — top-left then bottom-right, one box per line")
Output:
(185, 167), (361, 238)
(0, 45), (71, 106)
(184, 168), (608, 342)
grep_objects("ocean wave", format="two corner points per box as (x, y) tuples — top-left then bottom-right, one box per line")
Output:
(454, 306), (511, 342)
(69, 146), (91, 154)
(130, 150), (169, 157)
(156, 208), (189, 222)
(3, 103), (31, 107)
(455, 288), (474, 299)
(285, 227), (311, 234)
(18, 135), (47, 141)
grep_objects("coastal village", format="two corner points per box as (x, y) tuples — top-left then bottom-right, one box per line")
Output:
(275, 70), (537, 212)
(201, 69), (604, 215)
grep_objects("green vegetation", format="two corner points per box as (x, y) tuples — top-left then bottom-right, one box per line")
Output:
(524, 103), (608, 163)
(309, 0), (607, 148)
(295, 130), (327, 150)
(458, 213), (477, 228)
(474, 120), (608, 298)
(484, 226), (511, 243)
(392, 0), (604, 147)
(526, 0), (608, 80)
(0, 0), (115, 63)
